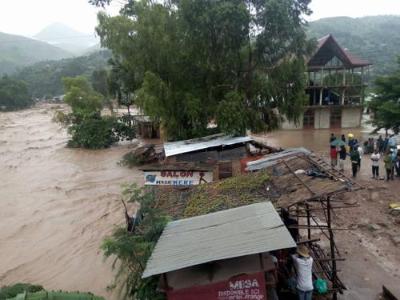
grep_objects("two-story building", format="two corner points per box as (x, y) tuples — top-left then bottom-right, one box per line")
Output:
(282, 34), (371, 130)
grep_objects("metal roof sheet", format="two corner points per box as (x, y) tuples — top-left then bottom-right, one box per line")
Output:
(142, 202), (296, 278)
(164, 135), (253, 157)
(246, 148), (311, 172)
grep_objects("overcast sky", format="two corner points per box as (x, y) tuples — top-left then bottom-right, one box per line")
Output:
(0, 0), (400, 37)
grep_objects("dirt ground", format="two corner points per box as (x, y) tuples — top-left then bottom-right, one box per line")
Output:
(262, 129), (400, 299)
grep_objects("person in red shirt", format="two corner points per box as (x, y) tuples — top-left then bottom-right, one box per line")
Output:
(330, 146), (338, 168)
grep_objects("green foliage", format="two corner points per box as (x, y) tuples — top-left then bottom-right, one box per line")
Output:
(101, 184), (168, 300)
(57, 76), (135, 149)
(308, 16), (400, 80)
(95, 0), (312, 140)
(91, 69), (109, 97)
(0, 283), (44, 299)
(63, 76), (103, 121)
(11, 50), (111, 98)
(370, 58), (400, 133)
(0, 75), (32, 110)
(67, 116), (119, 149)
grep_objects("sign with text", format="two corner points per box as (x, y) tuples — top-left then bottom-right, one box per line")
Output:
(144, 170), (213, 186)
(167, 272), (266, 300)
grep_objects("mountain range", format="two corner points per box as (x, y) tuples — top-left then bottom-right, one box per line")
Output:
(1, 16), (400, 80)
(0, 31), (72, 75)
(34, 22), (99, 54)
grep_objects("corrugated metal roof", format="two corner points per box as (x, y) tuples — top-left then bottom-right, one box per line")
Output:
(164, 135), (253, 157)
(246, 148), (311, 172)
(142, 202), (296, 278)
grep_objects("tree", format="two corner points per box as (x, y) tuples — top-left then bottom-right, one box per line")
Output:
(0, 75), (32, 110)
(63, 76), (104, 122)
(101, 184), (168, 300)
(55, 76), (136, 149)
(92, 0), (313, 140)
(370, 57), (400, 133)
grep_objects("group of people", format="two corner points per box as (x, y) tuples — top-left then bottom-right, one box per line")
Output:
(330, 133), (400, 180)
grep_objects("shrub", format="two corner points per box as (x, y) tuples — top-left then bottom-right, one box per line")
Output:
(0, 283), (44, 299)
(67, 116), (119, 149)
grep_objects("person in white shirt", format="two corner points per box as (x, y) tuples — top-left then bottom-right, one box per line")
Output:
(357, 145), (363, 170)
(371, 149), (381, 179)
(292, 245), (313, 300)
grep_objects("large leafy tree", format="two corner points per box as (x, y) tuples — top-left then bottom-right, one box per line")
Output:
(92, 0), (312, 140)
(370, 58), (400, 133)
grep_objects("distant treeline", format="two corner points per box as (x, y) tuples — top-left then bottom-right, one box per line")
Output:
(12, 50), (111, 99)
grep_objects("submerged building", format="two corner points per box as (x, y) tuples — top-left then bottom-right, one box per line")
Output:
(283, 34), (371, 130)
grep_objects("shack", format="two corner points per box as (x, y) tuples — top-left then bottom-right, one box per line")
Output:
(142, 202), (296, 300)
(132, 115), (160, 139)
(163, 134), (276, 180)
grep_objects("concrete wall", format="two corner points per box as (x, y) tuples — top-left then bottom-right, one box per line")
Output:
(314, 108), (330, 129)
(281, 113), (304, 130)
(342, 107), (362, 128)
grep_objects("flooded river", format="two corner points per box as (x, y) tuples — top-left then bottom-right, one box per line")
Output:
(0, 104), (142, 298)
(0, 104), (383, 298)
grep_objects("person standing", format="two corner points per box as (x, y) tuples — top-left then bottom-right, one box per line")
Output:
(371, 149), (380, 179)
(357, 144), (363, 170)
(377, 135), (384, 154)
(330, 146), (338, 168)
(350, 148), (360, 178)
(330, 133), (336, 143)
(384, 151), (394, 181)
(396, 151), (400, 177)
(341, 134), (346, 143)
(292, 245), (313, 300)
(339, 145), (347, 172)
(391, 147), (397, 180)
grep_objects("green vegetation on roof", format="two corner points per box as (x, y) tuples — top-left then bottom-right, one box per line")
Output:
(183, 171), (270, 218)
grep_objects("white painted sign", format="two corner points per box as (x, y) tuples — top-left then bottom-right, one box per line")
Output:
(144, 170), (213, 186)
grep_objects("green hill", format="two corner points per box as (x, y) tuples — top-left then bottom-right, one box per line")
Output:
(308, 15), (400, 79)
(0, 31), (73, 75)
(13, 50), (112, 98)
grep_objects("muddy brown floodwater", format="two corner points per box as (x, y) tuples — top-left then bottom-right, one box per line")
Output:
(1, 106), (399, 300)
(0, 104), (143, 299)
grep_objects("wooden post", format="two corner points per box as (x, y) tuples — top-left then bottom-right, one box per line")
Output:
(361, 67), (365, 105)
(320, 68), (324, 105)
(306, 203), (311, 240)
(327, 196), (338, 300)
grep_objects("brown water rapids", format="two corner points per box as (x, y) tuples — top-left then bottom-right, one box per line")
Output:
(0, 104), (143, 298)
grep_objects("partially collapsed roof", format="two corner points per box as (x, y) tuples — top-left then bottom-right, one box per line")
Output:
(164, 135), (253, 157)
(142, 202), (296, 278)
(246, 147), (311, 172)
(308, 34), (371, 69)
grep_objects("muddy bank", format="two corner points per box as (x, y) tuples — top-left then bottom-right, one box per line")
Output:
(0, 104), (142, 298)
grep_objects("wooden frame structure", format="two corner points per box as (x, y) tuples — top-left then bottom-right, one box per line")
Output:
(250, 151), (363, 299)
